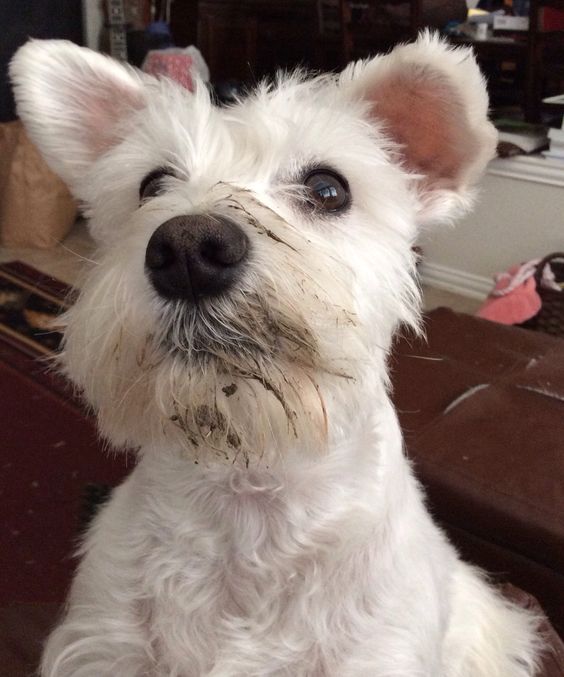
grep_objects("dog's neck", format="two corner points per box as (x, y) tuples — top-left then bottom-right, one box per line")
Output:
(136, 383), (408, 552)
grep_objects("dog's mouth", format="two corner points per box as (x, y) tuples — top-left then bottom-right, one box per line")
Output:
(167, 309), (273, 360)
(141, 297), (329, 463)
(160, 293), (320, 370)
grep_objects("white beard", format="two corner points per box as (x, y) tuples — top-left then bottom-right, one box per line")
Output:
(59, 188), (383, 467)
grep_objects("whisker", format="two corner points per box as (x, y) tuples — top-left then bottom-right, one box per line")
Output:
(57, 240), (99, 266)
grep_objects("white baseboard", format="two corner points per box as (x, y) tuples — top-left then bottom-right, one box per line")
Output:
(488, 156), (564, 188)
(419, 262), (492, 300)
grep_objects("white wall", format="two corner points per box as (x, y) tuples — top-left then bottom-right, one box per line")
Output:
(420, 158), (564, 298)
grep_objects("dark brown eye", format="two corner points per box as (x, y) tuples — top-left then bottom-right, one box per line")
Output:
(140, 167), (176, 201)
(304, 169), (350, 213)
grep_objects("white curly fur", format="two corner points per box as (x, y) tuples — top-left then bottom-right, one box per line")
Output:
(10, 33), (541, 676)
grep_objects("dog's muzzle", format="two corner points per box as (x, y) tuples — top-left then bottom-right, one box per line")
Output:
(145, 214), (249, 302)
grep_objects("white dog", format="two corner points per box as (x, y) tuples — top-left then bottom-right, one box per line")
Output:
(11, 33), (541, 676)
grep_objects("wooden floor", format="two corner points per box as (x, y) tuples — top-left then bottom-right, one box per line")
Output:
(0, 220), (483, 314)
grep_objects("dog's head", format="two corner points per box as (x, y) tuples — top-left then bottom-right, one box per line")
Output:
(10, 34), (496, 465)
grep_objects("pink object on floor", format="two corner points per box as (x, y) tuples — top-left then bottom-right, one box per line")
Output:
(477, 260), (542, 325)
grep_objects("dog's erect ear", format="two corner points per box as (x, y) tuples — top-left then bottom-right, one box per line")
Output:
(340, 31), (498, 224)
(9, 40), (146, 189)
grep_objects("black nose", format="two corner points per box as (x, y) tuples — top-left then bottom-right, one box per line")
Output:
(145, 214), (249, 302)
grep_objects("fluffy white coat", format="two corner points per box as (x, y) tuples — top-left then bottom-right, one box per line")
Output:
(10, 33), (541, 676)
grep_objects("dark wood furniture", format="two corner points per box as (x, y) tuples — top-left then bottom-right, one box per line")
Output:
(392, 307), (564, 637)
(166, 0), (563, 121)
(168, 0), (317, 82)
(451, 1), (564, 121)
(315, 0), (345, 70)
(450, 35), (530, 113)
(168, 0), (425, 80)
(526, 0), (564, 121)
(340, 0), (422, 64)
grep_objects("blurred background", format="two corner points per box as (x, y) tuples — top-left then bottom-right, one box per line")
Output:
(1, 1), (563, 123)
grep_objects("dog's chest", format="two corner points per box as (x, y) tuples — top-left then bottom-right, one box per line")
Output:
(127, 458), (389, 675)
(110, 450), (447, 676)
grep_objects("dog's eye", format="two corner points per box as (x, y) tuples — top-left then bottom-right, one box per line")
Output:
(303, 169), (350, 213)
(140, 168), (176, 201)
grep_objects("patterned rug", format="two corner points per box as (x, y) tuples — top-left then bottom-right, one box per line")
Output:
(0, 260), (74, 358)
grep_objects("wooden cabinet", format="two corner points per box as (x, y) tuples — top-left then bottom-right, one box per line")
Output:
(526, 0), (564, 121)
(449, 36), (530, 113)
(449, 2), (564, 121)
(169, 0), (317, 82)
(340, 0), (422, 63)
(166, 0), (563, 122)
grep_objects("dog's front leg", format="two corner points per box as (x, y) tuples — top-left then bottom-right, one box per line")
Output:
(40, 477), (155, 677)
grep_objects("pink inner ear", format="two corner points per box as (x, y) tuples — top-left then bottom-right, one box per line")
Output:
(81, 76), (145, 157)
(370, 69), (478, 188)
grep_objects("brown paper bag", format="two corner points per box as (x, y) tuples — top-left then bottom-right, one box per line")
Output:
(0, 121), (77, 249)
